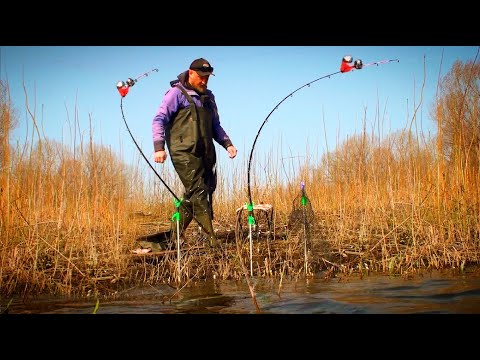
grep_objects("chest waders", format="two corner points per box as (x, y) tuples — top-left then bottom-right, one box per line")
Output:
(165, 86), (219, 247)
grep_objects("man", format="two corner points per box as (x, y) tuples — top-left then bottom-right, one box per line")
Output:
(152, 58), (237, 248)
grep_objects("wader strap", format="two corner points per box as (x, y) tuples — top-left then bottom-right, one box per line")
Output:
(176, 85), (199, 123)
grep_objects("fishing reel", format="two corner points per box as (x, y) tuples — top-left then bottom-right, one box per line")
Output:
(116, 77), (136, 97)
(340, 55), (363, 72)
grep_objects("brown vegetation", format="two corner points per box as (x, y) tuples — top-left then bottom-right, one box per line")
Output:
(1, 58), (480, 302)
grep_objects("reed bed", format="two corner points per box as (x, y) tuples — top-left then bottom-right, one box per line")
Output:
(1, 59), (479, 302)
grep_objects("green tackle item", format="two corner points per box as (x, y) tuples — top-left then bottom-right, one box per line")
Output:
(170, 199), (193, 242)
(247, 202), (256, 225)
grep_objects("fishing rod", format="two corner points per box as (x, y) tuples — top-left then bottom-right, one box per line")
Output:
(246, 55), (400, 225)
(117, 68), (181, 201)
(116, 68), (211, 237)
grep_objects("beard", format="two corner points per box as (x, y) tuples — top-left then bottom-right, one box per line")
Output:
(192, 84), (207, 94)
(187, 79), (207, 94)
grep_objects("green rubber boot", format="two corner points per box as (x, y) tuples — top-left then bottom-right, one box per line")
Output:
(194, 212), (220, 248)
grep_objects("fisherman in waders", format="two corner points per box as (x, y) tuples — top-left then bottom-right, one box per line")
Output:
(152, 58), (238, 249)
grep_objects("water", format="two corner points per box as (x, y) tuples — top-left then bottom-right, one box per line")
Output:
(4, 269), (480, 314)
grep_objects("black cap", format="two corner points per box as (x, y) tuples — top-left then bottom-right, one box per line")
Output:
(189, 58), (215, 76)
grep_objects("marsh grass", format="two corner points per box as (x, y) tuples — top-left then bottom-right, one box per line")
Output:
(1, 65), (480, 302)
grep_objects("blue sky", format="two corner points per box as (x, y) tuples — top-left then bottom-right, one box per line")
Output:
(1, 46), (478, 186)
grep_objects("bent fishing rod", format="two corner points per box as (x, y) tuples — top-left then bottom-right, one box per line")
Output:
(116, 68), (211, 235)
(246, 55), (400, 222)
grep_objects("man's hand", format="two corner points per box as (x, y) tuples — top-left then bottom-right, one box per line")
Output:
(226, 145), (237, 159)
(154, 150), (167, 163)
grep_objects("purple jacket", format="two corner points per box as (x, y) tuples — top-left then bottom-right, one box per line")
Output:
(152, 72), (233, 152)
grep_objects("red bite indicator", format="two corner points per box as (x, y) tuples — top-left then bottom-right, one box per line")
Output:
(116, 81), (130, 97)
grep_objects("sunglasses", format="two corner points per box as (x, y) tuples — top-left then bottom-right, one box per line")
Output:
(192, 66), (214, 73)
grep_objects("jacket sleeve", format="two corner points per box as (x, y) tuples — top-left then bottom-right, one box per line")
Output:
(210, 93), (234, 149)
(152, 87), (181, 152)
